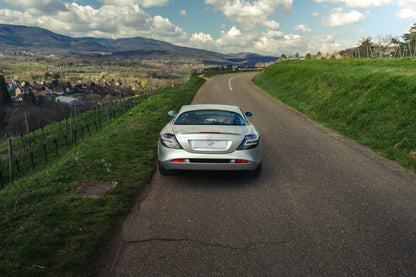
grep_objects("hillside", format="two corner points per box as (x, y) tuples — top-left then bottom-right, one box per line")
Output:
(252, 58), (416, 172)
(0, 76), (205, 276)
(0, 24), (106, 52)
(0, 24), (277, 66)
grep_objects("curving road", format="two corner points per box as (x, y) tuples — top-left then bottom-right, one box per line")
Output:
(99, 72), (416, 276)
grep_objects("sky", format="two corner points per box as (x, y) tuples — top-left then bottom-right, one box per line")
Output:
(0, 0), (415, 56)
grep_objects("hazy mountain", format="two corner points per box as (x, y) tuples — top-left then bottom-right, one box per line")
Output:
(0, 24), (278, 66)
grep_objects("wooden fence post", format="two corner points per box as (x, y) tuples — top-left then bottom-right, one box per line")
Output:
(54, 139), (58, 156)
(20, 134), (25, 148)
(41, 125), (45, 140)
(14, 159), (19, 178)
(25, 111), (30, 147)
(64, 135), (68, 148)
(8, 137), (13, 183)
(70, 112), (73, 145)
(43, 143), (47, 164)
(106, 101), (109, 123)
(30, 151), (35, 170)
(32, 130), (36, 145)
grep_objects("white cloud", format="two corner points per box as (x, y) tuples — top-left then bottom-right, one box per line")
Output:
(138, 0), (170, 7)
(254, 32), (306, 55)
(264, 30), (285, 38)
(100, 0), (170, 8)
(205, 0), (293, 30)
(293, 24), (312, 32)
(0, 9), (37, 25)
(150, 16), (188, 43)
(215, 26), (258, 53)
(221, 26), (242, 37)
(0, 0), (361, 57)
(187, 32), (216, 50)
(397, 9), (416, 18)
(314, 0), (392, 8)
(5, 0), (67, 15)
(191, 32), (214, 43)
(322, 8), (367, 27)
(180, 10), (187, 17)
(397, 0), (416, 18)
(309, 33), (343, 54)
(0, 2), (186, 41)
(262, 20), (281, 30)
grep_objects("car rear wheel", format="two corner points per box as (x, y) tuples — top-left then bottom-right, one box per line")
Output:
(249, 163), (262, 177)
(158, 162), (170, 176)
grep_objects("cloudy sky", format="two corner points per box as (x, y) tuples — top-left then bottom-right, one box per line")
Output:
(0, 0), (415, 56)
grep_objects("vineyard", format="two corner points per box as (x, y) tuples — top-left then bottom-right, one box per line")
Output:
(0, 93), (150, 189)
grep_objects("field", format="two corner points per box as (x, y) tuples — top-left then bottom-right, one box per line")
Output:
(252, 58), (416, 172)
(0, 56), (194, 94)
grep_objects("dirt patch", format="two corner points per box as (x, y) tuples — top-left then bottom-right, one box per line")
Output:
(76, 181), (118, 198)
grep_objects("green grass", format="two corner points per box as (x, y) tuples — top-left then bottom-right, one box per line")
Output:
(0, 75), (205, 276)
(0, 97), (145, 187)
(252, 58), (416, 171)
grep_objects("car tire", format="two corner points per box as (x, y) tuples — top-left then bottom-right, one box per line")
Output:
(249, 163), (262, 177)
(158, 162), (170, 176)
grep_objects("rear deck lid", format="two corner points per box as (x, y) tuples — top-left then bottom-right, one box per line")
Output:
(173, 125), (247, 153)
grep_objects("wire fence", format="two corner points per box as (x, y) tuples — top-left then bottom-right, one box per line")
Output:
(354, 44), (416, 59)
(0, 93), (150, 189)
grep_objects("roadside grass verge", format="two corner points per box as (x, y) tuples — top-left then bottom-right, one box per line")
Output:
(0, 76), (205, 276)
(252, 58), (416, 172)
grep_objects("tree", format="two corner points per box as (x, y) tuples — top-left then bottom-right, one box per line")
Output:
(403, 23), (416, 45)
(294, 52), (300, 59)
(358, 37), (375, 58)
(279, 54), (287, 61)
(305, 53), (312, 60)
(0, 75), (11, 104)
(23, 91), (36, 105)
(44, 71), (52, 80)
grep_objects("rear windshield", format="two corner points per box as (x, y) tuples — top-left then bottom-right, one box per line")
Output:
(174, 110), (246, 126)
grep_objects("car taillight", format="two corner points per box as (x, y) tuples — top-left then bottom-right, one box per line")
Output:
(160, 133), (182, 149)
(237, 134), (259, 150)
(171, 159), (185, 163)
(235, 159), (249, 163)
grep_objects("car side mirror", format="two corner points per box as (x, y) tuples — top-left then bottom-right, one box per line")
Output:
(245, 111), (253, 117)
(168, 110), (177, 117)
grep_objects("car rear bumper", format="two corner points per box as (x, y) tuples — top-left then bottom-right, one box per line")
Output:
(158, 142), (262, 171)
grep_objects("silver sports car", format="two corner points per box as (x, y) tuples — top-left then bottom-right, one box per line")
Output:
(157, 104), (262, 176)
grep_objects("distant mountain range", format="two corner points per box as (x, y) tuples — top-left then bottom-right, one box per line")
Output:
(0, 24), (278, 66)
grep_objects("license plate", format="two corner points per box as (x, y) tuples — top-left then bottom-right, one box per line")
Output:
(192, 140), (227, 149)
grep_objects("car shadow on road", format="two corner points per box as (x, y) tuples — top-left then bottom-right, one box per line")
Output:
(163, 170), (262, 190)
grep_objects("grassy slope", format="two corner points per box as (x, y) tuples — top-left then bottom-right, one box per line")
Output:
(0, 76), (205, 276)
(252, 58), (416, 171)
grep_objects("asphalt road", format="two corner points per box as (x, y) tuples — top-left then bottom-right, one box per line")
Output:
(99, 72), (416, 276)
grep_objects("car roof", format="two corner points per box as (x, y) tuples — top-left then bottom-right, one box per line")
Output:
(178, 104), (242, 114)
